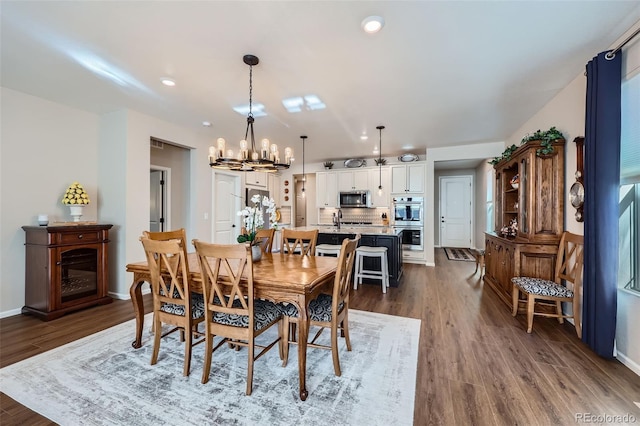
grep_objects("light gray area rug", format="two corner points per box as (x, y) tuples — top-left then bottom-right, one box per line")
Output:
(0, 310), (420, 425)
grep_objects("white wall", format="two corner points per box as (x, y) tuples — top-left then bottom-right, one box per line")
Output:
(0, 91), (213, 314)
(1, 88), (100, 315)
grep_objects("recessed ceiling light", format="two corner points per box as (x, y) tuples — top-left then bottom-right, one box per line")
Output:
(161, 78), (176, 87)
(360, 134), (368, 141)
(202, 121), (211, 127)
(361, 16), (385, 34)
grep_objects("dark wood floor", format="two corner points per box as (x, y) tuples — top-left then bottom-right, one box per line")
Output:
(2, 249), (639, 425)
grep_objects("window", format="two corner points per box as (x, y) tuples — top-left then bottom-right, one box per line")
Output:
(486, 169), (494, 232)
(619, 71), (640, 293)
(619, 184), (639, 292)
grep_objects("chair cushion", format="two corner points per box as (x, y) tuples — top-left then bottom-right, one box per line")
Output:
(160, 293), (205, 319)
(512, 277), (574, 298)
(211, 298), (282, 331)
(279, 294), (344, 322)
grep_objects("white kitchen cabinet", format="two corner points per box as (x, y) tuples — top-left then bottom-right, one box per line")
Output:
(245, 172), (268, 188)
(368, 167), (391, 207)
(391, 164), (425, 194)
(337, 169), (369, 192)
(316, 171), (338, 207)
(267, 173), (281, 206)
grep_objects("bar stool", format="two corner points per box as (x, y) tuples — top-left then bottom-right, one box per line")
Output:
(315, 244), (342, 257)
(354, 246), (389, 293)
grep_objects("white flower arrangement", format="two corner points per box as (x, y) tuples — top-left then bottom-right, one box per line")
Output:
(62, 182), (90, 205)
(237, 195), (276, 245)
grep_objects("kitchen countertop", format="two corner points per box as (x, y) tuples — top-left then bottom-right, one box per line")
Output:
(289, 226), (401, 236)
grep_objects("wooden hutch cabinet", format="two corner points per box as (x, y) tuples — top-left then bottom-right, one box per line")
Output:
(22, 224), (113, 320)
(484, 139), (565, 307)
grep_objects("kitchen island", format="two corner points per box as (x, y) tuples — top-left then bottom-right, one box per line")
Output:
(287, 226), (403, 287)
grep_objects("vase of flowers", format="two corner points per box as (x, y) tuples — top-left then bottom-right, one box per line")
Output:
(61, 181), (90, 222)
(237, 194), (277, 261)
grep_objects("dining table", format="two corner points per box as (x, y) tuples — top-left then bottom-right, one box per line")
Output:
(126, 251), (338, 401)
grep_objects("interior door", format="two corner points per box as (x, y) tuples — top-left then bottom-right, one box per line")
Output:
(440, 176), (473, 248)
(149, 169), (165, 232)
(213, 172), (240, 244)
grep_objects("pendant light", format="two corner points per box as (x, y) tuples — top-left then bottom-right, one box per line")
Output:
(301, 135), (307, 198)
(208, 54), (292, 172)
(377, 125), (385, 196)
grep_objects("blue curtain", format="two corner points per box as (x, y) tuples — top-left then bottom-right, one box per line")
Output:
(583, 51), (621, 358)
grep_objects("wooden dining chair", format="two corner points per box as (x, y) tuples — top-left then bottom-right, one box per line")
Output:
(192, 240), (284, 395)
(281, 234), (360, 376)
(511, 231), (584, 337)
(140, 237), (205, 376)
(254, 228), (276, 253)
(143, 228), (189, 259)
(281, 228), (318, 256)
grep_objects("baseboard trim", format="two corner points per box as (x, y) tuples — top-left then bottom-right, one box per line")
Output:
(0, 307), (23, 319)
(616, 351), (640, 377)
(108, 287), (151, 301)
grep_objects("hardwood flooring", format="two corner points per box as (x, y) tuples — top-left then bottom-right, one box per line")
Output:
(2, 248), (639, 425)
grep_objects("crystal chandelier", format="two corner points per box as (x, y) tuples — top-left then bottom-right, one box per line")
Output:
(208, 55), (292, 172)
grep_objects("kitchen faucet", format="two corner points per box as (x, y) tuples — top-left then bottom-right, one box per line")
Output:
(333, 209), (343, 230)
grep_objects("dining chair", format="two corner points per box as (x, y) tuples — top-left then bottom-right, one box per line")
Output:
(281, 229), (318, 256)
(511, 231), (584, 337)
(143, 228), (189, 259)
(192, 240), (284, 395)
(280, 234), (360, 376)
(140, 237), (205, 376)
(254, 228), (275, 253)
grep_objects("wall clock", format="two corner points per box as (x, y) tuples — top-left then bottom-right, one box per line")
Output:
(569, 136), (585, 222)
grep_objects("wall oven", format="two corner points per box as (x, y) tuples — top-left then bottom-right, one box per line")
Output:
(392, 197), (424, 251)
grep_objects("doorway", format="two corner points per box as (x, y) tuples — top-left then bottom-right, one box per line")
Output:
(150, 166), (171, 232)
(212, 172), (241, 244)
(439, 175), (473, 248)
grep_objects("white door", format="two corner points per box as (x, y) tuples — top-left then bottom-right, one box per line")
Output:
(213, 172), (240, 244)
(440, 176), (473, 248)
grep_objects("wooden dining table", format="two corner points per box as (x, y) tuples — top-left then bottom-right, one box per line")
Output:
(126, 251), (338, 401)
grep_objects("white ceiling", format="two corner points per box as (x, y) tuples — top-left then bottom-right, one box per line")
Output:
(2, 1), (640, 164)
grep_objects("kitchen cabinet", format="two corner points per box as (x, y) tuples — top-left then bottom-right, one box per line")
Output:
(316, 171), (338, 208)
(391, 164), (424, 194)
(317, 232), (356, 246)
(484, 138), (565, 308)
(337, 169), (369, 192)
(358, 234), (403, 287)
(268, 173), (281, 206)
(368, 167), (390, 208)
(245, 172), (267, 188)
(21, 224), (113, 321)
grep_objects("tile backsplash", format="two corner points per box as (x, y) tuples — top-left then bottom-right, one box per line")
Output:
(318, 207), (390, 225)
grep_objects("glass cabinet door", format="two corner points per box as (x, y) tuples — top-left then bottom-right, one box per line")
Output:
(520, 157), (529, 235)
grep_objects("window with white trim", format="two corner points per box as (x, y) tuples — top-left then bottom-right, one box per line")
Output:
(486, 169), (494, 232)
(619, 71), (640, 293)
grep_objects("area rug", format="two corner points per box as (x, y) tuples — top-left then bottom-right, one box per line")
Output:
(0, 310), (420, 426)
(444, 247), (475, 262)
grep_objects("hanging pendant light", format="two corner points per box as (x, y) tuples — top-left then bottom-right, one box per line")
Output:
(208, 54), (292, 172)
(300, 135), (307, 198)
(377, 125), (385, 196)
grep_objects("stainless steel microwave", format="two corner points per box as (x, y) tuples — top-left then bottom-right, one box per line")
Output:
(339, 191), (371, 208)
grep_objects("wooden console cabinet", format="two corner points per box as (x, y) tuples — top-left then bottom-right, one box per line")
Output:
(22, 224), (113, 320)
(484, 139), (565, 307)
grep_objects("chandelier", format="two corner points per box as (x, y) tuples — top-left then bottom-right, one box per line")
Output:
(208, 54), (292, 172)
